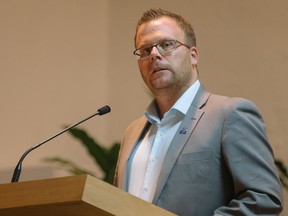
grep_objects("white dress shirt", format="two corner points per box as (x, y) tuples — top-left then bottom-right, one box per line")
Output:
(128, 80), (200, 202)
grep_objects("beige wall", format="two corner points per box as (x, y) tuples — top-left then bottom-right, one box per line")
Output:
(1, 0), (287, 213)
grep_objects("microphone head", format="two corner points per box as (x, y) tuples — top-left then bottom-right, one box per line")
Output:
(97, 105), (111, 116)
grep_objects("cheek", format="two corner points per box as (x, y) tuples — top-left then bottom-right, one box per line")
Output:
(137, 60), (144, 70)
(138, 61), (149, 75)
(138, 63), (148, 82)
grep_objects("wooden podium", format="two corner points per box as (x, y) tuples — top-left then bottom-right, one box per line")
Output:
(0, 174), (176, 216)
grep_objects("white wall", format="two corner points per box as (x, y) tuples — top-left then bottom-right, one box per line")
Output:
(0, 0), (111, 181)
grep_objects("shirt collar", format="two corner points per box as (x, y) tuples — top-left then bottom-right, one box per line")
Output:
(145, 80), (200, 123)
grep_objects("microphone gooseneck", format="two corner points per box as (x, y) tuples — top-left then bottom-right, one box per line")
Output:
(11, 105), (111, 183)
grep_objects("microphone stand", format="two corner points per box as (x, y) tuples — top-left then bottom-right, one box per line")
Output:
(11, 105), (111, 183)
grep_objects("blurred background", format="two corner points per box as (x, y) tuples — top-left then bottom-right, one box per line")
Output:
(1, 0), (287, 214)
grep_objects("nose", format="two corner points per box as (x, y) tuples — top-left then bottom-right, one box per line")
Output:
(149, 46), (162, 62)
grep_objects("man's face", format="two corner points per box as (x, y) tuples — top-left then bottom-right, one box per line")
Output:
(135, 17), (198, 96)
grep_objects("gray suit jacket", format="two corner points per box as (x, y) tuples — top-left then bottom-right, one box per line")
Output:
(114, 85), (283, 215)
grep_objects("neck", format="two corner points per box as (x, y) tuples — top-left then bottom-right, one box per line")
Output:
(153, 70), (199, 119)
(154, 83), (192, 119)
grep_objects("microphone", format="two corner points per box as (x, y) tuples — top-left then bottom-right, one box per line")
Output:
(11, 105), (111, 183)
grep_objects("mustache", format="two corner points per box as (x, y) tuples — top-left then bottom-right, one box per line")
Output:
(151, 62), (170, 72)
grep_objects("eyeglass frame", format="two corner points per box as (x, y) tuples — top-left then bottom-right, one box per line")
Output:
(133, 39), (191, 59)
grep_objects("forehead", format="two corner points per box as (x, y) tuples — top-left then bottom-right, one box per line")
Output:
(135, 17), (185, 47)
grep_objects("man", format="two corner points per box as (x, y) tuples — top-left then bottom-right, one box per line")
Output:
(114, 8), (283, 215)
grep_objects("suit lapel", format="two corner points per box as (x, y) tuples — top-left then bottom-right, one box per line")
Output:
(116, 117), (149, 190)
(152, 85), (210, 203)
(124, 121), (151, 190)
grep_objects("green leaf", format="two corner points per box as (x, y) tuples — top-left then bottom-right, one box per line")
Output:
(67, 127), (111, 173)
(275, 159), (288, 189)
(103, 143), (120, 184)
(43, 127), (121, 184)
(63, 127), (120, 184)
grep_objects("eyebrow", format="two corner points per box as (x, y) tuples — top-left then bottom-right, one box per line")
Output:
(137, 38), (174, 49)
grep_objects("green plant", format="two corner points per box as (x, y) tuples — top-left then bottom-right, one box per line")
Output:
(43, 127), (120, 184)
(275, 159), (288, 190)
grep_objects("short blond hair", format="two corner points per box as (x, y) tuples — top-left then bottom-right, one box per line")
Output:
(135, 8), (196, 48)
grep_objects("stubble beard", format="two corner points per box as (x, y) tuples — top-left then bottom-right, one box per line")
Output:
(146, 57), (193, 97)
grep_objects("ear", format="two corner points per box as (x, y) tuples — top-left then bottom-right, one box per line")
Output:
(190, 47), (199, 66)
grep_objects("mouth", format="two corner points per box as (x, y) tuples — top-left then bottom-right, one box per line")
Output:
(152, 66), (168, 74)
(150, 61), (170, 76)
(153, 68), (163, 73)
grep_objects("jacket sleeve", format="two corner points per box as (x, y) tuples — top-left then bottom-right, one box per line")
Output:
(214, 99), (283, 215)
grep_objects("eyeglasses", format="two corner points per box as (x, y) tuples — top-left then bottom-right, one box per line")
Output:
(133, 39), (190, 59)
